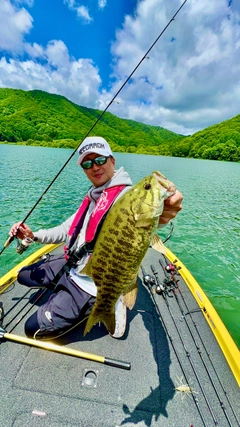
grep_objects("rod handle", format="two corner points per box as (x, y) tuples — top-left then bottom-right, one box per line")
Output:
(1, 331), (131, 370)
(104, 357), (131, 370)
(3, 235), (14, 248)
(0, 236), (14, 255)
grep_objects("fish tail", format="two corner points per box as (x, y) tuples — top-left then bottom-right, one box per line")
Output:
(83, 308), (116, 336)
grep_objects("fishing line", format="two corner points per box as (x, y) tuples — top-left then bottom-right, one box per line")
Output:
(0, 0), (188, 255)
(162, 221), (174, 243)
(160, 256), (240, 426)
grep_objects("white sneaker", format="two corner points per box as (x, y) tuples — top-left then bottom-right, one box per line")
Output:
(110, 296), (127, 339)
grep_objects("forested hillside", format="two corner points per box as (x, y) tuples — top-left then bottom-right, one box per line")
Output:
(174, 115), (240, 162)
(0, 88), (239, 162)
(0, 88), (183, 155)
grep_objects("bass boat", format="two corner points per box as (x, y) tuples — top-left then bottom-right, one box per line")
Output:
(0, 237), (239, 427)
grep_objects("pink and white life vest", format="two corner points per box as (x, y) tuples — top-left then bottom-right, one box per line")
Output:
(64, 185), (126, 258)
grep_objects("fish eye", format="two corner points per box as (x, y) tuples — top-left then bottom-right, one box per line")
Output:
(144, 183), (151, 190)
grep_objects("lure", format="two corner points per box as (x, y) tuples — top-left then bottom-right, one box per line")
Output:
(174, 376), (198, 400)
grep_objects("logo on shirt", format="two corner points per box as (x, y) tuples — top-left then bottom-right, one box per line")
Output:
(91, 191), (108, 217)
(44, 311), (52, 322)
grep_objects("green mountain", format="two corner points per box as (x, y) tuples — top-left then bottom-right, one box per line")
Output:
(173, 115), (240, 162)
(0, 88), (239, 162)
(0, 88), (183, 156)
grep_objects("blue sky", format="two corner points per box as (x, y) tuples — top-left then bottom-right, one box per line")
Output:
(23, 0), (136, 89)
(0, 0), (240, 135)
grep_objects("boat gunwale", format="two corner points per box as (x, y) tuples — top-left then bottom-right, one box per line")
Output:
(165, 246), (240, 387)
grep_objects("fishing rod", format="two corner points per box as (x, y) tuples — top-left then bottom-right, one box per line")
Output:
(0, 0), (188, 256)
(0, 287), (131, 370)
(150, 263), (220, 426)
(0, 328), (131, 370)
(160, 256), (240, 426)
(0, 289), (131, 370)
(3, 288), (49, 332)
(0, 288), (32, 325)
(141, 265), (208, 427)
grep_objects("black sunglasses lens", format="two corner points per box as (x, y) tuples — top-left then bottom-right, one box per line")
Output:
(94, 157), (108, 166)
(81, 160), (93, 169)
(81, 156), (108, 169)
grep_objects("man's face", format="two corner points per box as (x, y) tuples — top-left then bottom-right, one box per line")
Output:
(82, 153), (115, 187)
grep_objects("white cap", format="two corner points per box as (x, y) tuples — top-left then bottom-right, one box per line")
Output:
(77, 136), (113, 165)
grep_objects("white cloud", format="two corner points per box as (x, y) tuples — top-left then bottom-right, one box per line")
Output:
(0, 1), (100, 106)
(24, 42), (44, 58)
(45, 40), (70, 69)
(0, 0), (240, 135)
(98, 0), (107, 9)
(76, 6), (92, 23)
(0, 38), (102, 107)
(106, 0), (240, 134)
(0, 0), (33, 52)
(64, 0), (92, 23)
(64, 0), (75, 8)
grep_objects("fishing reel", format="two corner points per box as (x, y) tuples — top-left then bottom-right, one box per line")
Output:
(163, 262), (181, 290)
(165, 263), (176, 273)
(142, 272), (155, 287)
(143, 271), (164, 295)
(141, 267), (161, 292)
(16, 237), (34, 255)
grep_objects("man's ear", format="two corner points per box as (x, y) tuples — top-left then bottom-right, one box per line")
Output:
(111, 156), (116, 166)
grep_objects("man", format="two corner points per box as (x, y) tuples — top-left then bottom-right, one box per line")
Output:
(9, 136), (183, 340)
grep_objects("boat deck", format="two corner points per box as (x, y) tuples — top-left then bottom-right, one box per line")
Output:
(0, 246), (239, 427)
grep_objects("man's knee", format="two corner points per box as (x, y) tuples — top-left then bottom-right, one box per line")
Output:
(24, 311), (40, 338)
(18, 267), (31, 286)
(17, 260), (51, 288)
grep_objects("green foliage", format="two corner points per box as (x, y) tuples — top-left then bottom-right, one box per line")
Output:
(184, 116), (240, 162)
(0, 88), (239, 162)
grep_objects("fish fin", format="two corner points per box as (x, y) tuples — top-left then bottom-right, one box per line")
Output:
(81, 258), (92, 277)
(122, 278), (138, 310)
(84, 307), (115, 336)
(151, 233), (166, 254)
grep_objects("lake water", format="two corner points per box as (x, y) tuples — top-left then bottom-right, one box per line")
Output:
(0, 144), (239, 348)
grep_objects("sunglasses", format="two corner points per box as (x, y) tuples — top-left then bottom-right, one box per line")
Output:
(81, 156), (111, 170)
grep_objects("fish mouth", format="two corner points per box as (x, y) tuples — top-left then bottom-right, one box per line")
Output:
(153, 171), (171, 188)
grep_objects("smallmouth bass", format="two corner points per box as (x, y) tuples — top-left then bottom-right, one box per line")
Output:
(82, 171), (175, 336)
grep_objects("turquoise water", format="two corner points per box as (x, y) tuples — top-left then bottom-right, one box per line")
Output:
(0, 144), (239, 348)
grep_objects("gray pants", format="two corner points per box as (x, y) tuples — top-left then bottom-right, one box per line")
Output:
(18, 254), (95, 339)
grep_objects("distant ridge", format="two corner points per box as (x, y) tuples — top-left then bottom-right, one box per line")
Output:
(0, 88), (239, 162)
(173, 114), (240, 162)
